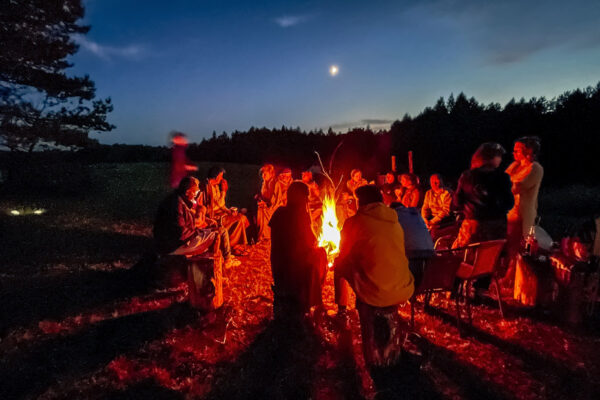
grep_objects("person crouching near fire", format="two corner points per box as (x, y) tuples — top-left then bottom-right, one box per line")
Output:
(269, 181), (327, 321)
(153, 176), (241, 268)
(334, 185), (414, 368)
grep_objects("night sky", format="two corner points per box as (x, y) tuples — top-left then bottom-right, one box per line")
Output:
(71, 0), (600, 145)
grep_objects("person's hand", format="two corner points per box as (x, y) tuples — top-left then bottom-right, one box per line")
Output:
(258, 200), (266, 208)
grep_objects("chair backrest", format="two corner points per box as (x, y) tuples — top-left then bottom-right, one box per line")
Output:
(466, 239), (506, 279)
(415, 253), (463, 295)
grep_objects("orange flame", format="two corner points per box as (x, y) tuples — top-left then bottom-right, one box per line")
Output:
(317, 195), (341, 268)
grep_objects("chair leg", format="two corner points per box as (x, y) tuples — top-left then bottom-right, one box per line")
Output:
(454, 287), (462, 336)
(493, 276), (505, 319)
(465, 281), (473, 325)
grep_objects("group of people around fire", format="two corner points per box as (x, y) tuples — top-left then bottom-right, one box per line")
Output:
(155, 133), (598, 369)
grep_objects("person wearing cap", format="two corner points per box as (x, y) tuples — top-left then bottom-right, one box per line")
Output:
(202, 166), (250, 248)
(269, 181), (327, 319)
(334, 185), (414, 367)
(153, 176), (240, 268)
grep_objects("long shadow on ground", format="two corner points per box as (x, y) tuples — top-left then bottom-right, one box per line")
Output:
(205, 317), (323, 400)
(422, 305), (598, 399)
(0, 303), (196, 399)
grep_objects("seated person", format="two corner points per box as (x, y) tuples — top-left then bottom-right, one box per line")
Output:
(380, 171), (398, 205)
(256, 164), (277, 241)
(269, 182), (327, 319)
(153, 176), (240, 268)
(302, 170), (324, 236)
(386, 196), (435, 287)
(203, 166), (250, 248)
(398, 173), (422, 208)
(421, 173), (453, 239)
(334, 185), (414, 368)
(346, 168), (368, 213)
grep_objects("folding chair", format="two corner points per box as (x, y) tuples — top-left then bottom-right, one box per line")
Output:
(454, 239), (507, 326)
(410, 252), (464, 332)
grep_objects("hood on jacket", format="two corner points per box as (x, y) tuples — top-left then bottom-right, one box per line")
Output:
(357, 202), (398, 223)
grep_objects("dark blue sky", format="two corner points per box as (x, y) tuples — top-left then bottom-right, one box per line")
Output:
(72, 0), (600, 145)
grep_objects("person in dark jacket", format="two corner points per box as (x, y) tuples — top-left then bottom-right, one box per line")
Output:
(452, 143), (514, 248)
(269, 181), (327, 318)
(153, 176), (240, 268)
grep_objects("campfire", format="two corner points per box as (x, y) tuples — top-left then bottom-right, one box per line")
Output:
(317, 194), (341, 268)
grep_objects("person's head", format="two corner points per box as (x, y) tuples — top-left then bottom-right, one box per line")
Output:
(471, 142), (506, 169)
(513, 136), (541, 163)
(350, 169), (362, 182)
(385, 172), (395, 184)
(286, 181), (309, 207)
(207, 166), (225, 184)
(279, 168), (292, 182)
(178, 176), (200, 202)
(430, 174), (443, 191)
(400, 173), (417, 188)
(301, 170), (313, 183)
(355, 185), (383, 208)
(171, 131), (188, 146)
(260, 164), (275, 181)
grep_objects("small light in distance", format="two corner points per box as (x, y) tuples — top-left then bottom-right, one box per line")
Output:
(10, 210), (20, 216)
(329, 65), (339, 77)
(34, 209), (45, 215)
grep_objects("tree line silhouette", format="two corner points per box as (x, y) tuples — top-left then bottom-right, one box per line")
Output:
(2, 82), (599, 190)
(187, 82), (600, 186)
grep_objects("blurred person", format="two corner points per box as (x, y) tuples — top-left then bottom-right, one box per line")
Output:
(269, 181), (327, 319)
(153, 176), (240, 268)
(202, 166), (250, 248)
(421, 174), (453, 238)
(503, 137), (544, 285)
(256, 164), (277, 241)
(399, 173), (421, 208)
(334, 185), (414, 368)
(452, 143), (513, 249)
(169, 132), (198, 189)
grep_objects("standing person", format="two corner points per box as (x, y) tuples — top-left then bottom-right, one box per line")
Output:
(421, 174), (453, 238)
(334, 185), (414, 368)
(169, 132), (198, 189)
(272, 168), (293, 211)
(452, 143), (514, 249)
(203, 166), (250, 248)
(153, 176), (240, 268)
(504, 137), (544, 284)
(269, 182), (327, 319)
(256, 164), (277, 242)
(399, 173), (421, 208)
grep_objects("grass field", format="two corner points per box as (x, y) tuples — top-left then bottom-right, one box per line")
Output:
(1, 162), (599, 399)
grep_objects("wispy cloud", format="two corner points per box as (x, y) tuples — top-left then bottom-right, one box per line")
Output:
(420, 0), (600, 65)
(274, 14), (311, 28)
(329, 119), (393, 131)
(73, 35), (145, 60)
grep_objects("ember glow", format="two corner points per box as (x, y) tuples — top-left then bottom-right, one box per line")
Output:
(317, 195), (341, 268)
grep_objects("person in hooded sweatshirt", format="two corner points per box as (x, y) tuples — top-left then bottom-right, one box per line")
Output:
(334, 185), (414, 368)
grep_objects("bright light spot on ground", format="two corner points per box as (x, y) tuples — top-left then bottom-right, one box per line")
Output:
(329, 65), (339, 76)
(10, 210), (20, 215)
